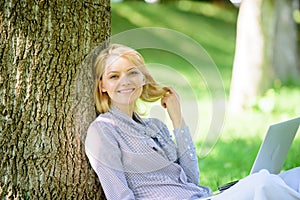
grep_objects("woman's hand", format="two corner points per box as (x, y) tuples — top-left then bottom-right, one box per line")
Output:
(161, 87), (185, 129)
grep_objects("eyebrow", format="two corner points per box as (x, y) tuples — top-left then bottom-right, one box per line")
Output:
(105, 71), (118, 75)
(105, 67), (138, 75)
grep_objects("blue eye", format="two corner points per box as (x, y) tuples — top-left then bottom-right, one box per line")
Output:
(129, 70), (139, 75)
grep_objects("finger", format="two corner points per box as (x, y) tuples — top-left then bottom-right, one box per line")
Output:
(161, 98), (167, 108)
(167, 87), (175, 94)
(161, 94), (171, 108)
(163, 87), (172, 94)
(163, 87), (179, 98)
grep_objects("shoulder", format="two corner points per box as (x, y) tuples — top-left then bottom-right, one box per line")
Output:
(144, 117), (166, 128)
(86, 113), (119, 143)
(88, 112), (116, 130)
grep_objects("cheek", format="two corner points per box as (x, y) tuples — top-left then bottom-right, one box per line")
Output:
(101, 81), (113, 93)
(134, 75), (146, 86)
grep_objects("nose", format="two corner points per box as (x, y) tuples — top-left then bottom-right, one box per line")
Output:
(119, 74), (131, 85)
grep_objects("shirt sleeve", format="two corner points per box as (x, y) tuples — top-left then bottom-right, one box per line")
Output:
(85, 122), (135, 200)
(173, 125), (200, 185)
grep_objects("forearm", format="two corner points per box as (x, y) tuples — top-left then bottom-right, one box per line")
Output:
(174, 125), (200, 185)
(171, 115), (186, 129)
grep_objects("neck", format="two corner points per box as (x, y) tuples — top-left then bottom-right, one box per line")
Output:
(113, 104), (134, 118)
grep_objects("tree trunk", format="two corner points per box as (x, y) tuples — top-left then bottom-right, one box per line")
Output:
(0, 0), (110, 199)
(229, 0), (299, 113)
(272, 0), (299, 82)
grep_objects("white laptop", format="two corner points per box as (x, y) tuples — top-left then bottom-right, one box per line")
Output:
(250, 116), (300, 174)
(200, 117), (300, 199)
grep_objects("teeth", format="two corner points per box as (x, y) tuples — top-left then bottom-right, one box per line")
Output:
(118, 89), (134, 93)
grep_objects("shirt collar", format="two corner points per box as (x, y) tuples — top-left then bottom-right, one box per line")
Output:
(109, 105), (145, 126)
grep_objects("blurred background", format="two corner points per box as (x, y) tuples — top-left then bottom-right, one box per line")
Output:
(110, 0), (300, 190)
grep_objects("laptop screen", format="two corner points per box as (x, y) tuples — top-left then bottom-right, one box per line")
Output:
(250, 117), (300, 174)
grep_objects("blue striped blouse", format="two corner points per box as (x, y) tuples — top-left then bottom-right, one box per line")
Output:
(85, 106), (212, 200)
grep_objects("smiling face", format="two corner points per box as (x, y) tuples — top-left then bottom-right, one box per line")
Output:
(100, 57), (145, 113)
(93, 44), (167, 114)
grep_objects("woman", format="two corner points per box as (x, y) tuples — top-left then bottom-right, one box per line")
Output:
(85, 44), (300, 200)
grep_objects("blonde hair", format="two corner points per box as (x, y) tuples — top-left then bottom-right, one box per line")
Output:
(93, 44), (167, 114)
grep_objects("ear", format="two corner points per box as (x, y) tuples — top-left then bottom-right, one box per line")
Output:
(99, 80), (107, 92)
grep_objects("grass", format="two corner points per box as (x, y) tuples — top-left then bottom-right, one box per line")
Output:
(111, 1), (300, 191)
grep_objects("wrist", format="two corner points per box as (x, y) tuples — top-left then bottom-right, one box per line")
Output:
(172, 117), (185, 129)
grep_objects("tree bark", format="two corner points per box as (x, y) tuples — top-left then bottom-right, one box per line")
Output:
(229, 0), (299, 113)
(0, 0), (110, 199)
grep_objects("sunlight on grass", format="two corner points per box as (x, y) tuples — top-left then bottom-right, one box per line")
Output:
(176, 1), (237, 23)
(113, 4), (157, 27)
(197, 137), (259, 189)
